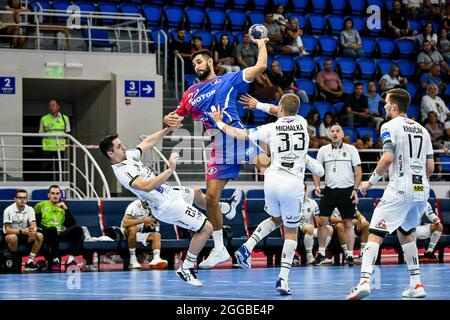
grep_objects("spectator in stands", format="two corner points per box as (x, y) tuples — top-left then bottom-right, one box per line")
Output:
(121, 200), (168, 270)
(425, 111), (449, 179)
(213, 34), (240, 73)
(402, 22), (437, 48)
(171, 27), (193, 73)
(442, 3), (450, 30)
(3, 189), (43, 271)
(420, 64), (446, 95)
(273, 4), (288, 32)
(263, 11), (283, 54)
(340, 17), (364, 59)
(266, 60), (309, 102)
(379, 64), (408, 95)
(235, 32), (258, 69)
(316, 58), (344, 102)
(39, 99), (71, 181)
(354, 135), (374, 150)
(402, 0), (423, 20)
(319, 112), (334, 145)
(306, 109), (321, 148)
(387, 0), (411, 39)
(421, 84), (450, 125)
(438, 28), (450, 63)
(1, 0), (30, 48)
(34, 185), (84, 272)
(417, 40), (450, 75)
(280, 17), (308, 56)
(341, 82), (375, 129)
(367, 81), (385, 131)
(251, 72), (284, 102)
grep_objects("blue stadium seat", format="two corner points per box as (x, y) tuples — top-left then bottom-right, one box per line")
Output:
(348, 16), (365, 33)
(295, 79), (316, 100)
(315, 102), (334, 120)
(193, 0), (208, 6)
(376, 38), (395, 58)
(409, 19), (422, 34)
(361, 37), (376, 57)
(315, 56), (335, 71)
(330, 0), (346, 14)
(395, 39), (415, 59)
(212, 31), (235, 46)
(395, 59), (415, 78)
(357, 58), (376, 80)
(341, 79), (354, 94)
(307, 14), (326, 34)
(441, 154), (450, 173)
(233, 0), (248, 9)
(407, 103), (420, 120)
(319, 35), (337, 56)
(247, 10), (265, 25)
(253, 0), (270, 10)
(226, 10), (247, 31)
(348, 0), (366, 15)
(214, 0), (228, 8)
(185, 74), (198, 87)
(439, 199), (450, 226)
(185, 7), (205, 29)
(151, 28), (169, 46)
(163, 6), (184, 28)
(343, 127), (356, 143)
(405, 82), (417, 101)
(376, 59), (393, 76)
(32, 0), (51, 12)
(172, 0), (186, 5)
(295, 55), (315, 78)
(142, 5), (162, 27)
(366, 0), (384, 10)
(336, 57), (356, 79)
(356, 128), (377, 144)
(274, 55), (295, 72)
(119, 3), (140, 16)
(77, 2), (96, 23)
(83, 29), (116, 50)
(327, 15), (344, 36)
(97, 2), (119, 24)
(274, 0), (289, 6)
(302, 35), (318, 54)
(293, 0), (309, 12)
(192, 30), (213, 48)
(52, 1), (71, 23)
(233, 31), (244, 44)
(66, 200), (103, 237)
(334, 102), (344, 114)
(246, 189), (265, 199)
(312, 0), (328, 13)
(0, 189), (17, 200)
(31, 189), (49, 200)
(287, 13), (307, 29)
(298, 102), (313, 117)
(206, 9), (226, 30)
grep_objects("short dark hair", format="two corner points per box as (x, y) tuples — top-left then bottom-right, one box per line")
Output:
(48, 185), (61, 193)
(386, 88), (411, 113)
(99, 134), (118, 159)
(344, 17), (353, 26)
(191, 49), (211, 61)
(361, 135), (372, 144)
(49, 98), (61, 106)
(354, 82), (363, 88)
(15, 189), (27, 196)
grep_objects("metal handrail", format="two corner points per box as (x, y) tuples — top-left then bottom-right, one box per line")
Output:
(156, 29), (168, 87)
(174, 53), (185, 101)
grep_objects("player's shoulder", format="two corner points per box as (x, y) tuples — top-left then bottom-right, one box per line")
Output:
(126, 199), (141, 211)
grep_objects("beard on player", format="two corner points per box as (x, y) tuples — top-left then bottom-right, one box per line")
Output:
(196, 64), (212, 81)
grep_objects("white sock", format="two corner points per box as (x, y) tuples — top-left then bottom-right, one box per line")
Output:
(318, 247), (325, 256)
(67, 255), (75, 263)
(212, 230), (225, 249)
(219, 202), (231, 215)
(360, 242), (366, 256)
(27, 252), (36, 264)
(427, 231), (442, 252)
(245, 218), (277, 252)
(129, 248), (137, 261)
(304, 234), (314, 254)
(153, 249), (160, 260)
(183, 251), (197, 269)
(402, 241), (421, 289)
(325, 235), (331, 248)
(53, 257), (59, 263)
(360, 241), (380, 284)
(278, 239), (297, 281)
(341, 244), (349, 256)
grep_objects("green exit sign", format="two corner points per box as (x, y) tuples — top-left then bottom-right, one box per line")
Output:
(45, 66), (64, 78)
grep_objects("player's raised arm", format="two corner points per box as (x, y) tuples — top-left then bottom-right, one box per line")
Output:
(131, 153), (179, 192)
(238, 93), (280, 116)
(209, 106), (249, 140)
(137, 124), (182, 151)
(243, 37), (269, 82)
(305, 155), (325, 177)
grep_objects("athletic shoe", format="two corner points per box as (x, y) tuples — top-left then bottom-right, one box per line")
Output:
(176, 267), (203, 287)
(306, 253), (315, 265)
(275, 278), (291, 295)
(421, 251), (438, 262)
(198, 246), (230, 269)
(51, 262), (61, 272)
(402, 283), (427, 298)
(345, 255), (355, 267)
(24, 261), (39, 272)
(347, 280), (371, 300)
(149, 257), (168, 269)
(129, 260), (142, 269)
(314, 253), (333, 265)
(223, 189), (242, 220)
(65, 260), (78, 270)
(234, 245), (252, 269)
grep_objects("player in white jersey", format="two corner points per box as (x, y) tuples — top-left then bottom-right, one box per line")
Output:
(99, 128), (241, 287)
(415, 202), (443, 262)
(347, 88), (435, 300)
(299, 184), (333, 265)
(211, 94), (324, 294)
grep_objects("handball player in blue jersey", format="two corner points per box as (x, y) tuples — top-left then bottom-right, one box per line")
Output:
(164, 37), (270, 269)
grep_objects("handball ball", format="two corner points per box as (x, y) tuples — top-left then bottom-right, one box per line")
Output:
(248, 24), (268, 39)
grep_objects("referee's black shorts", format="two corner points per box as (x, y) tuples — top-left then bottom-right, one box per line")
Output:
(318, 186), (356, 220)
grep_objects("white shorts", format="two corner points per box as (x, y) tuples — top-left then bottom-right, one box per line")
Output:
(171, 186), (195, 205)
(369, 191), (428, 235)
(264, 171), (304, 228)
(121, 228), (152, 246)
(416, 224), (432, 240)
(154, 188), (207, 232)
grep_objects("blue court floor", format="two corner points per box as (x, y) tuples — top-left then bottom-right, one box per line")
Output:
(0, 264), (449, 300)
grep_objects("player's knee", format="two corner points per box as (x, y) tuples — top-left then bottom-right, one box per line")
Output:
(126, 226), (137, 237)
(5, 234), (18, 245)
(326, 225), (334, 235)
(36, 232), (44, 242)
(272, 216), (283, 226)
(435, 223), (444, 233)
(317, 217), (328, 227)
(304, 225), (314, 235)
(361, 220), (369, 229)
(334, 223), (344, 232)
(205, 192), (219, 208)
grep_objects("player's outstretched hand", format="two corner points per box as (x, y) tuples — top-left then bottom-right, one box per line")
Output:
(350, 189), (359, 205)
(238, 93), (259, 110)
(315, 186), (322, 197)
(164, 111), (183, 128)
(168, 152), (180, 172)
(251, 37), (269, 46)
(359, 181), (372, 197)
(209, 105), (224, 123)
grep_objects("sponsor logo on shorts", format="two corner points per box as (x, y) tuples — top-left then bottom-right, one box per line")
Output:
(375, 219), (387, 230)
(207, 167), (217, 175)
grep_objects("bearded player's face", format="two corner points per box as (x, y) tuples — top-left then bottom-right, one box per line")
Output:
(193, 55), (212, 80)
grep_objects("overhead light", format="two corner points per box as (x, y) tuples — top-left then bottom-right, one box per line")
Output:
(65, 63), (83, 69)
(45, 62), (64, 68)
